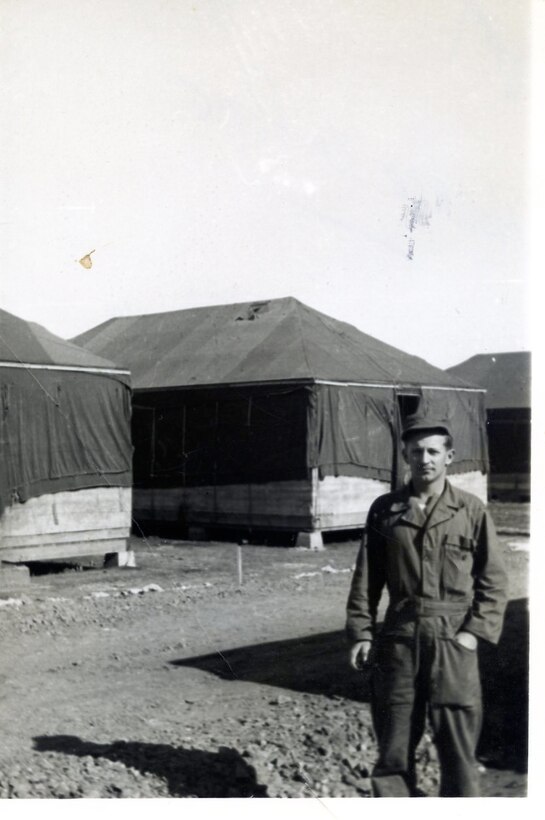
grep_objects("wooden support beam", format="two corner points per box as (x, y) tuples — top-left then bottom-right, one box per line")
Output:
(0, 562), (31, 594)
(0, 538), (128, 564)
(103, 550), (136, 568)
(295, 531), (324, 551)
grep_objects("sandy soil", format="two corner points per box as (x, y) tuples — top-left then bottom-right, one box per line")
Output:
(0, 503), (529, 799)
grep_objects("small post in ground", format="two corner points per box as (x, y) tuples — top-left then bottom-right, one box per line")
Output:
(236, 544), (243, 587)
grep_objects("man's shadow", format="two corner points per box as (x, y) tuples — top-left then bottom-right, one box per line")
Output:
(171, 599), (528, 774)
(171, 630), (372, 701)
(477, 597), (529, 773)
(32, 735), (268, 797)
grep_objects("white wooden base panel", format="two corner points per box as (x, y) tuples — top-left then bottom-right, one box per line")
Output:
(135, 475), (387, 532)
(134, 471), (488, 536)
(0, 487), (132, 563)
(313, 474), (390, 529)
(0, 539), (128, 563)
(134, 481), (313, 530)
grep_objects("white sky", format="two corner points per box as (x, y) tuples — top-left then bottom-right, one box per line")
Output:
(0, 0), (532, 368)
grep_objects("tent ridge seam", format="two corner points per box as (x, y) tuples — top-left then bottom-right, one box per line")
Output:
(315, 379), (485, 393)
(0, 362), (131, 376)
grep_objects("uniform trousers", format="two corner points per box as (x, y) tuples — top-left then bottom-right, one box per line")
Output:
(370, 614), (482, 797)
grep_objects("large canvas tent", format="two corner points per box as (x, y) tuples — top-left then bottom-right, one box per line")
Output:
(0, 309), (133, 564)
(447, 352), (531, 500)
(74, 297), (488, 546)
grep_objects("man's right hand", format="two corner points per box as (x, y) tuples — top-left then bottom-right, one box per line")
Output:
(349, 640), (373, 670)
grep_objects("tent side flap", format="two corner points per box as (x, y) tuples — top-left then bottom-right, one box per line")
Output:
(131, 381), (488, 507)
(419, 388), (489, 474)
(307, 383), (488, 481)
(0, 367), (133, 515)
(307, 384), (395, 481)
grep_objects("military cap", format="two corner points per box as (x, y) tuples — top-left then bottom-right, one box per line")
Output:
(401, 413), (452, 441)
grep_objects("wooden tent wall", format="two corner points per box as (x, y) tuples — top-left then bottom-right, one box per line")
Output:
(0, 487), (132, 563)
(131, 382), (488, 537)
(133, 469), (487, 535)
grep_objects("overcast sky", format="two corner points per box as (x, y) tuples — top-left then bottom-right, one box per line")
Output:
(0, 0), (532, 368)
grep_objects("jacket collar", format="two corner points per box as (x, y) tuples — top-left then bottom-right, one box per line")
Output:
(425, 480), (465, 529)
(389, 480), (464, 529)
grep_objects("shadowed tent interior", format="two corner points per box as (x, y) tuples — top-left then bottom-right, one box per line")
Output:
(0, 309), (132, 565)
(447, 352), (531, 500)
(73, 297), (489, 541)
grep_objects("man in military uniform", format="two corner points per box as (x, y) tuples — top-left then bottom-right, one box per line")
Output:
(346, 414), (508, 797)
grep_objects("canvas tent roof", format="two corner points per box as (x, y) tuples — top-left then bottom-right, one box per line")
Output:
(73, 297), (474, 391)
(0, 309), (132, 515)
(0, 308), (126, 371)
(447, 352), (531, 409)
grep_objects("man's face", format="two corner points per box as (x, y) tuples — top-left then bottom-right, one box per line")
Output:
(402, 433), (455, 486)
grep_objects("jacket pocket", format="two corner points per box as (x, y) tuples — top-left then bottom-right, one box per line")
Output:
(441, 535), (475, 595)
(431, 638), (481, 705)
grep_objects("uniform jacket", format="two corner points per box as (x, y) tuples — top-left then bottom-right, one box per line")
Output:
(346, 480), (508, 645)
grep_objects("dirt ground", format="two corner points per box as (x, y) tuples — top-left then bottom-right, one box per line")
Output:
(0, 503), (529, 799)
